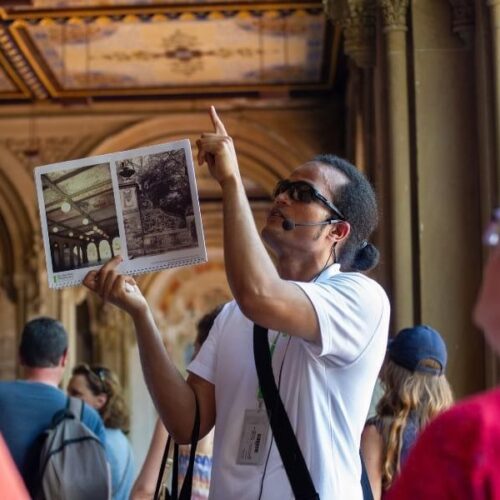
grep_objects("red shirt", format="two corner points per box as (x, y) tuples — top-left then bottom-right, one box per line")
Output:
(387, 388), (500, 500)
(0, 434), (29, 500)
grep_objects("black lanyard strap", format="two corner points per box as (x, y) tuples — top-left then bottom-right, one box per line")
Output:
(154, 395), (201, 500)
(253, 323), (319, 500)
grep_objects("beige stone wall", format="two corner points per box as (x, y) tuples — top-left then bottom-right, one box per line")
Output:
(411, 0), (484, 396)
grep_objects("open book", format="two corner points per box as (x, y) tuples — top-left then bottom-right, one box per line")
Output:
(34, 139), (207, 289)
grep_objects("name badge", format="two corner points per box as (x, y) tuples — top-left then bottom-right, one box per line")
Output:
(236, 409), (270, 465)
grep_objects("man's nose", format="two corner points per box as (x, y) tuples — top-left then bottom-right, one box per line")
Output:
(274, 190), (292, 205)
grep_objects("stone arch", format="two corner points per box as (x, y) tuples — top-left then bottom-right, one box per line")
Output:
(89, 113), (316, 194)
(0, 148), (47, 377)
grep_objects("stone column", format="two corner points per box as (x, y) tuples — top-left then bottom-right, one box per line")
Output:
(379, 0), (413, 330)
(325, 0), (377, 170)
(448, 0), (475, 45)
(487, 0), (500, 195)
(324, 0), (377, 68)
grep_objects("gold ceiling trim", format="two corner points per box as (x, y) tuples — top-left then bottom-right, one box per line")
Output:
(0, 2), (322, 20)
(0, 24), (46, 99)
(0, 44), (30, 98)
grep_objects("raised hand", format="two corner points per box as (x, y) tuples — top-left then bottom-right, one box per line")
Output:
(196, 106), (240, 185)
(83, 256), (148, 318)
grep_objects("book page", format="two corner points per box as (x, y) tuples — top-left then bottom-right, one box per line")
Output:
(34, 139), (207, 289)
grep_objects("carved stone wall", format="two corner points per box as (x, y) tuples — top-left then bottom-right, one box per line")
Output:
(325, 0), (496, 396)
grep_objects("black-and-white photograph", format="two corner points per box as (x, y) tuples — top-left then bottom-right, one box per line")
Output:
(40, 163), (121, 274)
(35, 139), (206, 288)
(117, 148), (198, 258)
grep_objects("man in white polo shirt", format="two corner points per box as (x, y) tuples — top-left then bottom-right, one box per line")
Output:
(84, 107), (390, 499)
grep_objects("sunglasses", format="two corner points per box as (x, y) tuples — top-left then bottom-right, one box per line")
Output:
(484, 208), (500, 247)
(273, 179), (345, 220)
(76, 363), (109, 393)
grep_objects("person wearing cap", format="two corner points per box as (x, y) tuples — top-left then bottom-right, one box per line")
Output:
(361, 325), (454, 499)
(387, 211), (500, 500)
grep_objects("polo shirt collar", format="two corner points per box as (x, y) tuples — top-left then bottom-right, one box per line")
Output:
(314, 263), (341, 283)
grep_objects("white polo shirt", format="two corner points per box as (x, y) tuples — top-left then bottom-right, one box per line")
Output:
(188, 264), (390, 500)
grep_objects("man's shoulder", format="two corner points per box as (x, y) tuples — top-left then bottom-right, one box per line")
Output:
(331, 270), (387, 296)
(0, 380), (64, 401)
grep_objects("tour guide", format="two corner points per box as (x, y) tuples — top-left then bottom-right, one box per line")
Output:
(84, 107), (390, 499)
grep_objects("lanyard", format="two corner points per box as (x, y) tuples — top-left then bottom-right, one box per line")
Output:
(256, 331), (281, 404)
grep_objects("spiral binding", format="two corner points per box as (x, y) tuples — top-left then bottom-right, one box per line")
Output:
(49, 256), (207, 289)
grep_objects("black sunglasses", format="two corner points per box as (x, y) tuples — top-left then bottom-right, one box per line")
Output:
(273, 179), (345, 220)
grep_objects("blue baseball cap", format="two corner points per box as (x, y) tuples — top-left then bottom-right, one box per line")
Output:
(388, 325), (447, 375)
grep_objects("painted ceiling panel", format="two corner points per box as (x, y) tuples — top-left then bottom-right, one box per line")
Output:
(22, 11), (326, 92)
(1, 2), (337, 100)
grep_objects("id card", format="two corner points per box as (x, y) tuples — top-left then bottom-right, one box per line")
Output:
(236, 409), (270, 465)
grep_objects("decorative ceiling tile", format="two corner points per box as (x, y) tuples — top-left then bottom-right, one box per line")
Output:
(1, 2), (336, 99)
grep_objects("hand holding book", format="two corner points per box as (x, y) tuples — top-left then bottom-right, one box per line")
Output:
(83, 255), (149, 318)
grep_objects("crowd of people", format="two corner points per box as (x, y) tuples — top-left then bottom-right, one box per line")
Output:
(0, 106), (499, 499)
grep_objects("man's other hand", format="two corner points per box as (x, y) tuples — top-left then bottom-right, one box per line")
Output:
(83, 256), (148, 318)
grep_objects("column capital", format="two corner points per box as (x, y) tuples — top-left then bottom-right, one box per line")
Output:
(448, 0), (475, 45)
(378, 0), (410, 31)
(487, 0), (500, 7)
(323, 0), (377, 68)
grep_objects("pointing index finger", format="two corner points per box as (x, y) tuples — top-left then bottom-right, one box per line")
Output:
(210, 106), (228, 136)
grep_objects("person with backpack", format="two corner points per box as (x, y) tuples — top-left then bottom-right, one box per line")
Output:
(0, 317), (109, 498)
(68, 364), (135, 500)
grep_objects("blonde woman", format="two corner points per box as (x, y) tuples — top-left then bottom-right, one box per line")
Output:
(361, 325), (453, 499)
(68, 364), (135, 500)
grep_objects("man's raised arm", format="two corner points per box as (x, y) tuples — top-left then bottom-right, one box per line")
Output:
(196, 107), (324, 341)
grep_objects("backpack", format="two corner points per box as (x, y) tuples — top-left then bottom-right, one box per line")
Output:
(35, 396), (111, 500)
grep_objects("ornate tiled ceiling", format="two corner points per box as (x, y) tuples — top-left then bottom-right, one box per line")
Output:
(0, 1), (339, 101)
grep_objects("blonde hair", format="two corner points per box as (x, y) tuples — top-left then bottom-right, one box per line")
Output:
(376, 359), (453, 490)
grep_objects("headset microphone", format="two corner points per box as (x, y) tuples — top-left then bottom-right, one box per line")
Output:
(282, 218), (335, 231)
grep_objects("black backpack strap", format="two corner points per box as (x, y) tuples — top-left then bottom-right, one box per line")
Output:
(153, 395), (200, 500)
(67, 397), (84, 421)
(178, 395), (200, 500)
(253, 323), (319, 500)
(154, 435), (172, 500)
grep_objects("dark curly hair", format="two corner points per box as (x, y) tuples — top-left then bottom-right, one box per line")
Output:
(72, 364), (130, 432)
(314, 154), (379, 272)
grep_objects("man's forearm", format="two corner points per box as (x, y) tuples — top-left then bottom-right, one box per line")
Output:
(131, 307), (196, 443)
(222, 175), (280, 306)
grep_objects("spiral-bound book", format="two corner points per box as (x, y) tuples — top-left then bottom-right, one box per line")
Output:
(34, 139), (207, 289)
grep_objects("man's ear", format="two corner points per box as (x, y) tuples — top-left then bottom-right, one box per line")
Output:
(60, 349), (68, 368)
(328, 221), (350, 243)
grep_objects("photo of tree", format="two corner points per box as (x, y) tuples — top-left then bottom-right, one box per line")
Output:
(117, 148), (198, 258)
